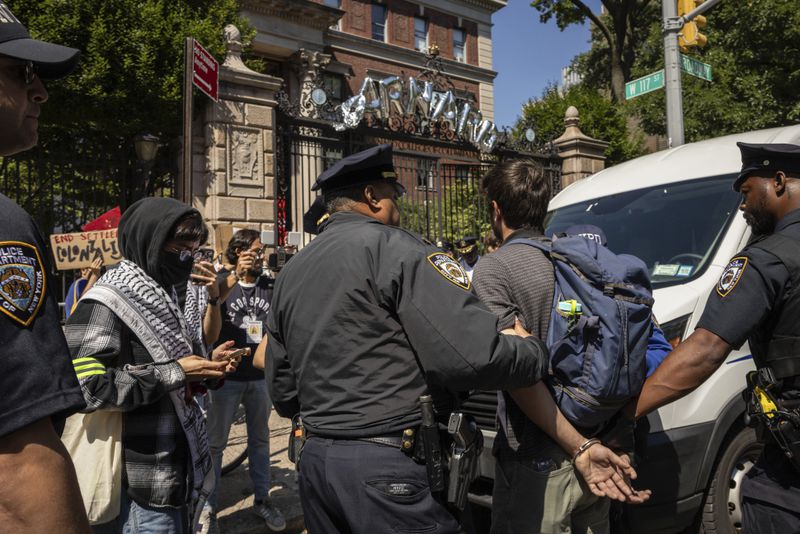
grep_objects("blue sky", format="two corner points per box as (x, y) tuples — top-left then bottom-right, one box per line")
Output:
(492, 0), (603, 129)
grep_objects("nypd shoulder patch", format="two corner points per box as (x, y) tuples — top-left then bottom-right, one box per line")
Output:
(0, 241), (46, 326)
(427, 253), (471, 291)
(717, 256), (748, 298)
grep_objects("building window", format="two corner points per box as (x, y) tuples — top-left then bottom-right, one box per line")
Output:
(323, 0), (340, 6)
(322, 74), (344, 106)
(414, 17), (428, 52)
(416, 159), (436, 190)
(453, 28), (466, 62)
(372, 4), (386, 41)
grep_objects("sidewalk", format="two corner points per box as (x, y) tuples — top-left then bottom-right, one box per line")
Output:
(215, 409), (306, 534)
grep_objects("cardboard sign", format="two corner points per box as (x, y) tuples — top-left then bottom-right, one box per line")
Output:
(50, 229), (122, 270)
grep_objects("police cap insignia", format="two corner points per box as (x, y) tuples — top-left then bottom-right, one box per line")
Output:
(427, 253), (470, 291)
(717, 256), (748, 297)
(0, 241), (46, 326)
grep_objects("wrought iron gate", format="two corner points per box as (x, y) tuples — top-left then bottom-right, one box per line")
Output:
(276, 115), (561, 249)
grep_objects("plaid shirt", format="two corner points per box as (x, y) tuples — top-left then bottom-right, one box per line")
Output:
(65, 300), (191, 508)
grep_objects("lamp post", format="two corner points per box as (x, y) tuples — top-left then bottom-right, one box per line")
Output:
(134, 133), (160, 199)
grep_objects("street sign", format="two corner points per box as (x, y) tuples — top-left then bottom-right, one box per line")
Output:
(192, 39), (219, 102)
(680, 53), (712, 82)
(625, 70), (665, 100)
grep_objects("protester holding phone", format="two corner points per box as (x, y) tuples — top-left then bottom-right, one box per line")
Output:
(201, 229), (286, 533)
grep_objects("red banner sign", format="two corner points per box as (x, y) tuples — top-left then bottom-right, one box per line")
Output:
(192, 39), (219, 102)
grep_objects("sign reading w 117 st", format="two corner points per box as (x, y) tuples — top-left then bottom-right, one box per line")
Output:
(192, 39), (219, 102)
(625, 70), (665, 100)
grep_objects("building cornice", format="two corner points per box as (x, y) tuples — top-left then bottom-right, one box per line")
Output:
(241, 0), (343, 32)
(326, 31), (497, 84)
(444, 0), (506, 13)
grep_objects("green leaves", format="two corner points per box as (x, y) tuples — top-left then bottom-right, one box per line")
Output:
(8, 0), (254, 152)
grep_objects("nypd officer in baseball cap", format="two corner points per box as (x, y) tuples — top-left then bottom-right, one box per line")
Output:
(266, 144), (551, 533)
(630, 142), (800, 532)
(0, 2), (89, 533)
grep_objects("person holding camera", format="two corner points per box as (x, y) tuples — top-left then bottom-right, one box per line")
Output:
(202, 229), (286, 533)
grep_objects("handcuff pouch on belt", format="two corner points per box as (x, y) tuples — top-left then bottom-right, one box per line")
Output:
(288, 414), (306, 467)
(744, 367), (800, 472)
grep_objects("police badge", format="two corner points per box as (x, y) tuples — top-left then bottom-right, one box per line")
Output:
(427, 253), (470, 291)
(717, 256), (748, 298)
(0, 242), (46, 326)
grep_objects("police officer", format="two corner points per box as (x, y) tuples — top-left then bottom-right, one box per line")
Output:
(631, 142), (800, 531)
(456, 236), (480, 282)
(0, 2), (90, 532)
(265, 144), (550, 533)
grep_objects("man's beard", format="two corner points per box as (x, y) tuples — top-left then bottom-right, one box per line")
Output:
(491, 217), (503, 242)
(744, 198), (776, 236)
(247, 265), (263, 278)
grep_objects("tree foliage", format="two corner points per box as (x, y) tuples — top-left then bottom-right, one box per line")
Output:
(531, 0), (658, 102)
(516, 84), (644, 166)
(8, 0), (254, 151)
(628, 0), (800, 141)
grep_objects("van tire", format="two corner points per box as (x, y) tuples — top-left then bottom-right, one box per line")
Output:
(701, 426), (761, 534)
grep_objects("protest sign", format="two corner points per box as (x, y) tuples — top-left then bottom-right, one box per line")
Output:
(50, 229), (122, 270)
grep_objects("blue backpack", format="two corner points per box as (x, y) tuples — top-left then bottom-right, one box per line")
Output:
(507, 236), (655, 432)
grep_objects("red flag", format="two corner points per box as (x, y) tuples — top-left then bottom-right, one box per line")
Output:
(81, 206), (122, 231)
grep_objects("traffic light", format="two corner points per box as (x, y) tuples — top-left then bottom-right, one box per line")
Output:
(678, 0), (708, 51)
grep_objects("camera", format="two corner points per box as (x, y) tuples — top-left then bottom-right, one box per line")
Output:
(268, 247), (294, 272)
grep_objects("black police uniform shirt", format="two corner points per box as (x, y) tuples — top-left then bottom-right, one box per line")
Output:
(216, 270), (272, 381)
(697, 207), (800, 509)
(0, 193), (84, 437)
(266, 211), (548, 437)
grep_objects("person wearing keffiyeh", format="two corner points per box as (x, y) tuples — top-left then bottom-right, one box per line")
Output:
(65, 197), (243, 534)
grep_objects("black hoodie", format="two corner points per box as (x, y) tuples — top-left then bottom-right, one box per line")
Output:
(118, 197), (199, 287)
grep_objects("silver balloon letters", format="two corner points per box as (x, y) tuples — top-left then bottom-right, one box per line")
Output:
(333, 75), (498, 152)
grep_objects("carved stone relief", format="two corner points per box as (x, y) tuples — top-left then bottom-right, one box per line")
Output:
(228, 125), (263, 187)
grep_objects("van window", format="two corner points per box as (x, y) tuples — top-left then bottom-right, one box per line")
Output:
(545, 174), (741, 287)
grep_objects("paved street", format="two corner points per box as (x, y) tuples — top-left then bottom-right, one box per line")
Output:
(216, 409), (306, 534)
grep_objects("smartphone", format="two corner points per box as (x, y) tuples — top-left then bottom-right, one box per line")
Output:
(225, 347), (249, 360)
(191, 248), (216, 277)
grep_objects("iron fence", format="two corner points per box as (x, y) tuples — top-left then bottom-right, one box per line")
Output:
(276, 115), (562, 250)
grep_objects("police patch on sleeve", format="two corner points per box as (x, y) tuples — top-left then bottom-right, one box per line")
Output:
(427, 253), (471, 291)
(0, 242), (46, 326)
(716, 256), (748, 298)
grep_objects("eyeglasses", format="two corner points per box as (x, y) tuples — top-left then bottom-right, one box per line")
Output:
(3, 61), (37, 86)
(164, 245), (199, 262)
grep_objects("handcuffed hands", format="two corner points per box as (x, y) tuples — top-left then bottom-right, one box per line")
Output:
(574, 442), (652, 504)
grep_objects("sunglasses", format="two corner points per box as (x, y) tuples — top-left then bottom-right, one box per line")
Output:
(3, 61), (38, 86)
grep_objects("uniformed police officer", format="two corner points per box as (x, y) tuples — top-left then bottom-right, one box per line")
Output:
(0, 2), (90, 533)
(265, 144), (552, 533)
(631, 142), (800, 531)
(456, 236), (480, 282)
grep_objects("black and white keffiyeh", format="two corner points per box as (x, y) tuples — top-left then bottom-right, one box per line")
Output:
(86, 259), (213, 526)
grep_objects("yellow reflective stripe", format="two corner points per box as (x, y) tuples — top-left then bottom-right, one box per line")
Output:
(74, 362), (105, 372)
(76, 369), (106, 379)
(72, 356), (101, 365)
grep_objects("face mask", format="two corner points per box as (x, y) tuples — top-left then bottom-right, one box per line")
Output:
(157, 250), (194, 288)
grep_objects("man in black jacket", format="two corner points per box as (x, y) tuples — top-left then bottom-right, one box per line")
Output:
(266, 144), (636, 533)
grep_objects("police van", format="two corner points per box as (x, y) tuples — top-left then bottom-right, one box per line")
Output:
(465, 124), (800, 533)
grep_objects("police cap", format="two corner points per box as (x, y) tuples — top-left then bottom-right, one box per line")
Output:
(302, 196), (329, 235)
(733, 142), (800, 192)
(456, 236), (478, 254)
(312, 144), (400, 193)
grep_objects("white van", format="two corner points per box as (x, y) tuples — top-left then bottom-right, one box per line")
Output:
(465, 124), (800, 533)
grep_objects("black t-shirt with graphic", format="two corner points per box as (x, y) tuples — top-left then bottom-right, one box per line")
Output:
(0, 193), (85, 437)
(216, 270), (273, 381)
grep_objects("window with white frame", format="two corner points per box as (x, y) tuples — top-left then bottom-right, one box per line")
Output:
(414, 17), (428, 52)
(324, 0), (341, 29)
(453, 28), (466, 62)
(372, 4), (386, 41)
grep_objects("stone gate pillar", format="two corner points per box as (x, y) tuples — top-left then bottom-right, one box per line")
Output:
(194, 25), (283, 250)
(552, 106), (610, 188)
